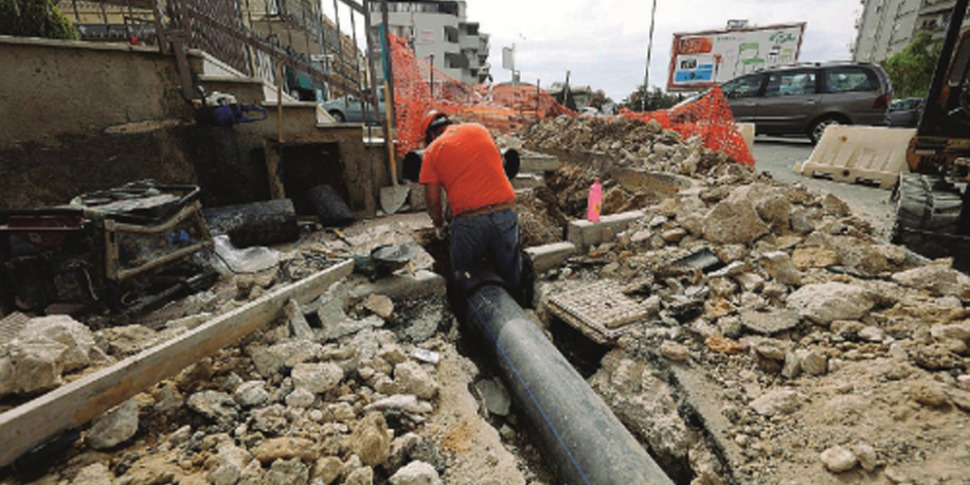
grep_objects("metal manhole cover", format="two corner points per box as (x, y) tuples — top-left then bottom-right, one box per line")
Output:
(546, 280), (650, 344)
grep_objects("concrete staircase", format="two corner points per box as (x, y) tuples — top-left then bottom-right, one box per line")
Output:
(188, 50), (385, 218)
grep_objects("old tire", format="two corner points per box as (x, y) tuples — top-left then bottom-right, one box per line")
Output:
(329, 110), (345, 123)
(891, 172), (963, 261)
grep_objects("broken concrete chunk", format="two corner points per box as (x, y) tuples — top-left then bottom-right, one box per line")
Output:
(0, 339), (67, 396)
(314, 456), (342, 485)
(892, 261), (970, 298)
(709, 261), (746, 278)
(474, 377), (511, 416)
(786, 282), (876, 325)
(740, 309), (800, 335)
(285, 387), (316, 408)
(71, 463), (114, 485)
(659, 341), (690, 362)
(19, 315), (97, 371)
(188, 390), (239, 422)
(760, 251), (802, 286)
(252, 437), (317, 464)
(734, 272), (765, 293)
(85, 399), (139, 450)
(266, 458), (309, 485)
(234, 380), (270, 408)
(284, 299), (314, 340)
(851, 443), (878, 472)
(909, 381), (949, 407)
(755, 193), (791, 230)
(820, 445), (858, 473)
(796, 349), (828, 376)
(753, 338), (790, 361)
(394, 361), (438, 399)
(97, 324), (158, 356)
(781, 352), (801, 379)
(249, 340), (324, 378)
(749, 388), (802, 416)
(389, 461), (443, 485)
(821, 193), (851, 216)
(207, 442), (253, 485)
(930, 322), (970, 342)
(352, 412), (391, 467)
(789, 208), (816, 234)
(701, 188), (770, 245)
(363, 294), (395, 320)
(291, 362), (344, 394)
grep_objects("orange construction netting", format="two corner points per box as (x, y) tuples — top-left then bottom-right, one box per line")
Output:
(619, 85), (754, 166)
(388, 35), (753, 166)
(388, 34), (571, 157)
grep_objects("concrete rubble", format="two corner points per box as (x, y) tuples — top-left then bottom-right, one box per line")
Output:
(518, 116), (970, 483)
(3, 116), (969, 485)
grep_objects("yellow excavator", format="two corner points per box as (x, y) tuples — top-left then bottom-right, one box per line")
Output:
(892, 0), (970, 264)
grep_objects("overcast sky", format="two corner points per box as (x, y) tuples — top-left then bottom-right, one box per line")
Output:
(466, 0), (862, 101)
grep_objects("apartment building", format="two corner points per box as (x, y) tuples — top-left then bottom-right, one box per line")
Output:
(370, 0), (490, 85)
(917, 0), (970, 40)
(853, 0), (970, 63)
(56, 0), (362, 100)
(852, 0), (922, 63)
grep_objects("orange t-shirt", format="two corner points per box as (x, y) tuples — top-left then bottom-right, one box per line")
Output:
(418, 123), (515, 216)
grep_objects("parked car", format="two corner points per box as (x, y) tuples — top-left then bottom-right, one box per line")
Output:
(886, 97), (925, 127)
(320, 91), (385, 124)
(719, 62), (893, 143)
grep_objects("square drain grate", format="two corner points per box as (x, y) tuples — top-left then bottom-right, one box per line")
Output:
(546, 280), (650, 344)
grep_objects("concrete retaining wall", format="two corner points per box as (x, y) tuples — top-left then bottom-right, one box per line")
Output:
(0, 36), (195, 209)
(0, 37), (382, 217)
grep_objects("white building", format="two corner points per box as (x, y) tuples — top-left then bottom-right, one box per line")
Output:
(852, 0), (922, 63)
(370, 0), (490, 85)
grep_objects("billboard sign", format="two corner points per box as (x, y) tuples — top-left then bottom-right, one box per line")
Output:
(667, 22), (806, 91)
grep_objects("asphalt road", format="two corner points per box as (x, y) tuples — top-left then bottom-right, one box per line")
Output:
(751, 136), (896, 240)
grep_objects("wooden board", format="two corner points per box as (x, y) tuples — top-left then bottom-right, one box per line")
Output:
(0, 259), (353, 467)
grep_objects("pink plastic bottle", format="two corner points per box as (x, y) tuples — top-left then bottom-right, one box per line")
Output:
(586, 177), (602, 223)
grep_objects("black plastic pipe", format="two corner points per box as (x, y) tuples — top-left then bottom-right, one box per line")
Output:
(457, 271), (675, 485)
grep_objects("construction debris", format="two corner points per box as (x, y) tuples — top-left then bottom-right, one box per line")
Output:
(3, 112), (969, 485)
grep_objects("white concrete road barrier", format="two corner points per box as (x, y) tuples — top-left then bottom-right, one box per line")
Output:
(795, 125), (916, 189)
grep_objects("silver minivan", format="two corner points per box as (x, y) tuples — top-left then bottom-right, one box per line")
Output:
(721, 62), (892, 143)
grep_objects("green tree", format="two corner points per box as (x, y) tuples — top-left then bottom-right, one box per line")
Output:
(621, 85), (682, 112)
(0, 0), (78, 40)
(881, 32), (942, 99)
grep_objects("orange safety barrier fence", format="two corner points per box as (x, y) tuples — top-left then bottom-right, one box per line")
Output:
(619, 86), (754, 166)
(388, 34), (752, 165)
(388, 34), (571, 157)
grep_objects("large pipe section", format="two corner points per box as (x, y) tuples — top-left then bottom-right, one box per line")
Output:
(455, 269), (674, 485)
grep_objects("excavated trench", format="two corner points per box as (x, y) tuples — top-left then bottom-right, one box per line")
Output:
(415, 224), (703, 485)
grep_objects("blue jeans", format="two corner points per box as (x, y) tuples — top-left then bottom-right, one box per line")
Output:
(450, 209), (521, 294)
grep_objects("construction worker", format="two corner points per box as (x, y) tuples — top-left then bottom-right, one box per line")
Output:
(418, 110), (521, 294)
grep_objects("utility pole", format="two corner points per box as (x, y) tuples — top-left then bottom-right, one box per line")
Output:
(640, 0), (658, 112)
(563, 70), (570, 108)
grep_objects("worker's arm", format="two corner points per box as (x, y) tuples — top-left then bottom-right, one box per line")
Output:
(425, 182), (445, 228)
